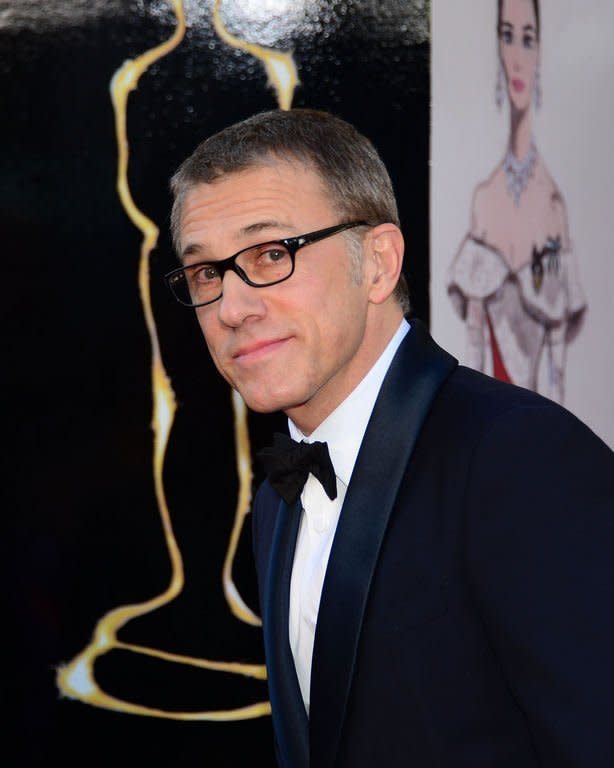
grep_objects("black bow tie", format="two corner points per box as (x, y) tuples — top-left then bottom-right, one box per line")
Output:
(257, 432), (337, 505)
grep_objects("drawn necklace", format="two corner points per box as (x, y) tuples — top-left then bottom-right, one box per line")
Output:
(503, 137), (537, 206)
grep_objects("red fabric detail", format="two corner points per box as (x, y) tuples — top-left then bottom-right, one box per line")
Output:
(485, 311), (513, 384)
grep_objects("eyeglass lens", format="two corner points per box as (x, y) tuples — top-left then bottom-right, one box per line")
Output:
(170, 241), (294, 307)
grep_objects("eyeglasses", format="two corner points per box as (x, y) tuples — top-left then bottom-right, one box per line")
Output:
(164, 220), (368, 308)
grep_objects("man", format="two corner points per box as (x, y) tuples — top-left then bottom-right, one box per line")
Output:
(166, 109), (614, 767)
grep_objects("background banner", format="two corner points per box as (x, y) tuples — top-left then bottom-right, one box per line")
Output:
(431, 0), (614, 447)
(4, 2), (429, 765)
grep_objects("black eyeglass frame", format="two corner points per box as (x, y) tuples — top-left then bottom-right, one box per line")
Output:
(164, 220), (368, 308)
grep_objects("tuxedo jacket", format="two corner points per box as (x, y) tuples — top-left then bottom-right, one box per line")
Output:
(251, 320), (614, 768)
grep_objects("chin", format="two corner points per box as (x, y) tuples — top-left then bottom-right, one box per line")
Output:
(510, 94), (531, 113)
(243, 399), (283, 415)
(238, 389), (300, 415)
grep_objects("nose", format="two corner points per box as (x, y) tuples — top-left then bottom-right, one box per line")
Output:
(216, 270), (266, 327)
(511, 40), (522, 71)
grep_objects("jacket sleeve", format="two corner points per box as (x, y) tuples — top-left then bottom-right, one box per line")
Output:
(464, 403), (614, 766)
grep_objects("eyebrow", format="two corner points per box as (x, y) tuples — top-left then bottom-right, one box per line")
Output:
(240, 220), (294, 236)
(498, 21), (536, 36)
(181, 242), (206, 261)
(181, 220), (295, 262)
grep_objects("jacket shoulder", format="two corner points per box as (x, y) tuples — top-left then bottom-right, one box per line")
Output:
(432, 364), (607, 447)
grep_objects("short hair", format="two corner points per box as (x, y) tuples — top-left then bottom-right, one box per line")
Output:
(170, 109), (409, 313)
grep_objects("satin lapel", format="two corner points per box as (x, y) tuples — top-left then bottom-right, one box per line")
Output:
(263, 497), (309, 768)
(309, 320), (458, 768)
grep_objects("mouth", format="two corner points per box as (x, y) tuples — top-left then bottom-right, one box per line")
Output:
(232, 337), (292, 363)
(512, 78), (525, 93)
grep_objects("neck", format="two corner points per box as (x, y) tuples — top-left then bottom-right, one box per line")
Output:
(509, 106), (533, 159)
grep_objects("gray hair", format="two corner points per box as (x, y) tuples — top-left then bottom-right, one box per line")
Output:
(170, 109), (409, 313)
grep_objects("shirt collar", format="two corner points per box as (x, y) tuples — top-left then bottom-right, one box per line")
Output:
(288, 318), (410, 487)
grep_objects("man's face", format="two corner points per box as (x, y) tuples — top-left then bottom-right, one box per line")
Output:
(178, 160), (378, 432)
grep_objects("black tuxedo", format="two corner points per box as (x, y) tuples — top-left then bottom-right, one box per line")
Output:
(252, 320), (614, 767)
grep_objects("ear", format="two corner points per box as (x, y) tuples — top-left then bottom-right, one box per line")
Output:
(365, 223), (404, 305)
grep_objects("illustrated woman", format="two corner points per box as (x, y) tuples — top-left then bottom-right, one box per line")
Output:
(447, 0), (585, 403)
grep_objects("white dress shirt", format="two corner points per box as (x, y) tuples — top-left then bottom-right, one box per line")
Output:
(287, 318), (410, 713)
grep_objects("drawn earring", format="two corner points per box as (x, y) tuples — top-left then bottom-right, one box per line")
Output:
(495, 61), (505, 109)
(533, 67), (542, 109)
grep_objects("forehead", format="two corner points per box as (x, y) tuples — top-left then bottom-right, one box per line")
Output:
(178, 160), (334, 255)
(501, 0), (537, 26)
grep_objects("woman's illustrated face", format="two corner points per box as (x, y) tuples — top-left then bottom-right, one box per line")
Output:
(498, 0), (539, 113)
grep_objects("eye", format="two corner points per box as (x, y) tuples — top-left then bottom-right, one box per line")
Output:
(522, 33), (535, 49)
(239, 242), (293, 278)
(192, 264), (220, 283)
(500, 28), (513, 45)
(261, 247), (289, 263)
(247, 244), (291, 267)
